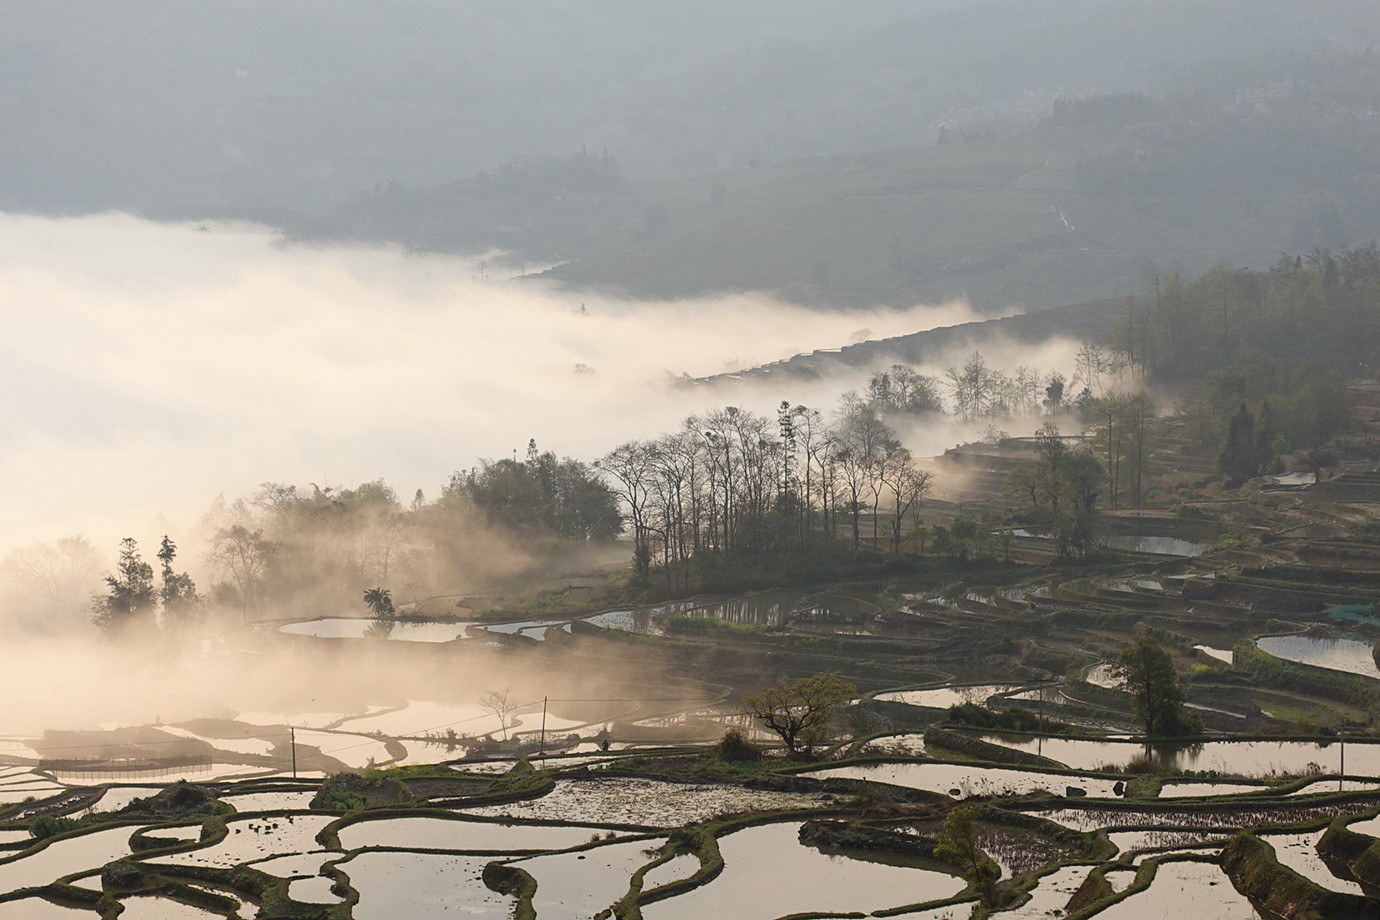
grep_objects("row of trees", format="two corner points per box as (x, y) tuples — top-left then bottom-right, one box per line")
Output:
(599, 398), (933, 589)
(864, 355), (1067, 425)
(80, 443), (625, 631)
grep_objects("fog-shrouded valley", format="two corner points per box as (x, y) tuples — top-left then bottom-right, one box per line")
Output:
(5, 4), (1380, 920)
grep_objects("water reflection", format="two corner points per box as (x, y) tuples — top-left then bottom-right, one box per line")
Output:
(1101, 535), (1209, 556)
(639, 822), (964, 920)
(976, 735), (1380, 778)
(1255, 635), (1380, 679)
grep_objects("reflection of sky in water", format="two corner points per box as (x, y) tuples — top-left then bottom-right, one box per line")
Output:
(0, 898), (90, 919)
(640, 822), (963, 920)
(1102, 535), (1208, 556)
(1263, 830), (1365, 896)
(289, 876), (343, 904)
(1157, 781), (1262, 798)
(1256, 635), (1380, 679)
(1090, 861), (1259, 919)
(279, 618), (473, 642)
(0, 826), (135, 892)
(223, 790), (317, 812)
(976, 735), (1380, 777)
(810, 762), (1123, 798)
(1193, 644), (1233, 663)
(994, 864), (1093, 919)
(874, 685), (1019, 708)
(291, 730), (393, 769)
(513, 837), (664, 918)
(335, 701), (492, 737)
(152, 815), (334, 868)
(338, 816), (620, 852)
(342, 852), (509, 920)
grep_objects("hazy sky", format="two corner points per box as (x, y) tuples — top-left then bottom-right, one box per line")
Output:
(0, 212), (1013, 556)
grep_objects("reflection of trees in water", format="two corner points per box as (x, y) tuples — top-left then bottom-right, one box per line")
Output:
(1148, 742), (1204, 770)
(363, 619), (395, 640)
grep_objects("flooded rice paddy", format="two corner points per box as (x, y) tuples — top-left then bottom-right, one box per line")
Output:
(341, 852), (506, 919)
(464, 777), (832, 826)
(874, 685), (1020, 709)
(1091, 860), (1262, 918)
(994, 864), (1094, 919)
(639, 821), (965, 920)
(1157, 780), (1265, 798)
(510, 837), (669, 918)
(0, 825), (139, 891)
(0, 899), (97, 918)
(336, 815), (627, 852)
(1030, 799), (1380, 832)
(975, 734), (1380, 777)
(1262, 830), (1366, 896)
(4, 582), (1379, 919)
(1102, 535), (1210, 556)
(1108, 828), (1231, 853)
(278, 618), (475, 642)
(809, 762), (1125, 798)
(1255, 634), (1380, 679)
(152, 815), (334, 867)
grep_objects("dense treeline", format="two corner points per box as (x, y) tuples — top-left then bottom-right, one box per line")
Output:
(451, 440), (622, 542)
(1181, 357), (1353, 484)
(601, 399), (933, 590)
(82, 445), (622, 631)
(1127, 244), (1380, 381)
(1095, 248), (1373, 481)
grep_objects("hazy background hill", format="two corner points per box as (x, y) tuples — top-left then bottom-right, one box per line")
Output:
(6, 1), (1380, 309)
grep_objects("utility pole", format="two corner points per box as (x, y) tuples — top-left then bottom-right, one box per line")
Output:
(1339, 730), (1345, 793)
(290, 727), (297, 779)
(539, 697), (548, 759)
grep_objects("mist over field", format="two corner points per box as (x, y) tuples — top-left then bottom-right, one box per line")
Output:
(5, 12), (1380, 917)
(0, 212), (1002, 561)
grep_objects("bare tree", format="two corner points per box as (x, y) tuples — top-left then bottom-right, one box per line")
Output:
(208, 525), (276, 614)
(881, 451), (934, 554)
(479, 688), (520, 742)
(0, 535), (103, 628)
(598, 440), (657, 577)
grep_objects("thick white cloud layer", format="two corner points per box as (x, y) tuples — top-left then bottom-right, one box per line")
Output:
(0, 212), (995, 553)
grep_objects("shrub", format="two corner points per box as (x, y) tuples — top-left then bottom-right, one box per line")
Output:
(29, 814), (81, 839)
(715, 729), (762, 762)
